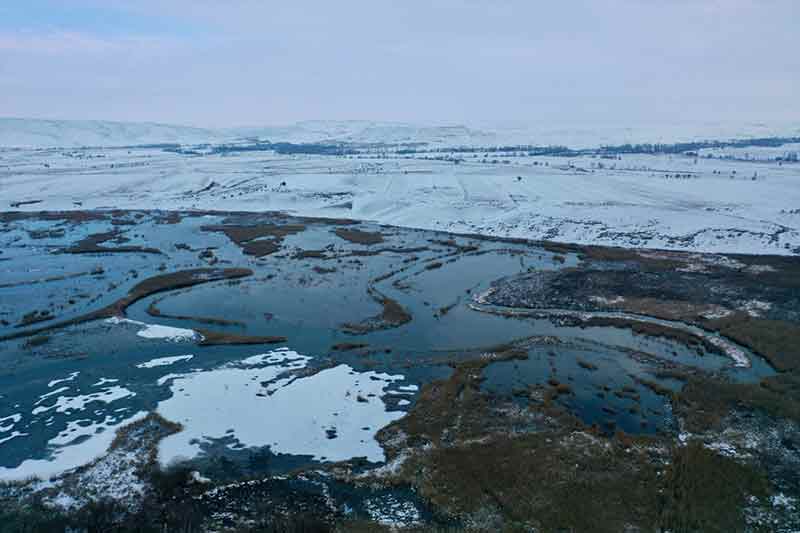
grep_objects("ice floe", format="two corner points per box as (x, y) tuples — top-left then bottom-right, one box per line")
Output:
(48, 372), (79, 388)
(136, 354), (194, 369)
(32, 385), (136, 416)
(0, 431), (27, 445)
(0, 413), (22, 432)
(92, 378), (119, 387)
(0, 411), (148, 482)
(105, 317), (199, 342)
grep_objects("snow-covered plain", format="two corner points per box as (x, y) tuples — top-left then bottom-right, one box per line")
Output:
(2, 118), (800, 255)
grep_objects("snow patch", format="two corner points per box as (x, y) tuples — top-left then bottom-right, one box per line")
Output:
(0, 411), (148, 482)
(105, 317), (199, 342)
(156, 349), (406, 465)
(48, 372), (80, 388)
(32, 385), (136, 416)
(136, 354), (194, 369)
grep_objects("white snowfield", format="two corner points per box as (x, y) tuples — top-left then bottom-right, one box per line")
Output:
(2, 117), (799, 149)
(0, 118), (225, 149)
(1, 118), (799, 255)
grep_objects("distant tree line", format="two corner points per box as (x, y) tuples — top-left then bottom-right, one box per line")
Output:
(160, 135), (800, 160)
(395, 136), (800, 158)
(164, 141), (357, 156)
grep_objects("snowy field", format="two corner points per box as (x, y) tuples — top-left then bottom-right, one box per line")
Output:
(1, 119), (799, 255)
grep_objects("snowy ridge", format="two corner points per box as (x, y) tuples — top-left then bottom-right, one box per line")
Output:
(230, 119), (800, 149)
(3, 117), (800, 150)
(229, 120), (492, 146)
(0, 118), (225, 148)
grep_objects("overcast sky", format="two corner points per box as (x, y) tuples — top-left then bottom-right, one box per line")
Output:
(0, 0), (797, 127)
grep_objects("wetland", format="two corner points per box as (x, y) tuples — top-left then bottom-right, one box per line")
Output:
(1, 209), (799, 532)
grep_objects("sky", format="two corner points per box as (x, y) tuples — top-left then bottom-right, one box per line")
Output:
(0, 0), (798, 128)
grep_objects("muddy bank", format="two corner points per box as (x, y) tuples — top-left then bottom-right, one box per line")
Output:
(196, 329), (287, 346)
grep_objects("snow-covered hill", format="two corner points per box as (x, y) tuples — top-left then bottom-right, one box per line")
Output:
(228, 120), (493, 146)
(230, 120), (800, 149)
(3, 117), (800, 150)
(0, 118), (225, 148)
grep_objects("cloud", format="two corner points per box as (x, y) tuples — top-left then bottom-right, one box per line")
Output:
(0, 0), (797, 126)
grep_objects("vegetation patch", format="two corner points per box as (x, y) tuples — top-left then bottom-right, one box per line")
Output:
(63, 230), (162, 254)
(196, 329), (287, 346)
(676, 372), (800, 430)
(660, 442), (769, 532)
(334, 228), (385, 245)
(707, 314), (800, 371)
(202, 223), (306, 257)
(342, 289), (412, 334)
(331, 342), (369, 352)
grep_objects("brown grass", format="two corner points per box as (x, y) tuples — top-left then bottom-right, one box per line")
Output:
(202, 223), (306, 257)
(342, 290), (412, 334)
(707, 314), (800, 371)
(196, 329), (286, 346)
(677, 372), (800, 430)
(63, 230), (162, 254)
(334, 228), (385, 245)
(331, 342), (369, 351)
(660, 442), (769, 532)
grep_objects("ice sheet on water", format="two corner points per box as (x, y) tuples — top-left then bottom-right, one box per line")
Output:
(156, 348), (407, 465)
(136, 355), (194, 369)
(105, 317), (199, 342)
